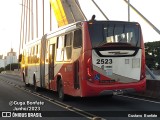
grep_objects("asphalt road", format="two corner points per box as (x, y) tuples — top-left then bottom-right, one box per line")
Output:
(0, 74), (87, 120)
(0, 74), (160, 120)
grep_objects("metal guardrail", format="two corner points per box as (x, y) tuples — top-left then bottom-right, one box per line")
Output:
(131, 79), (160, 99)
(3, 71), (21, 76)
(146, 65), (158, 80)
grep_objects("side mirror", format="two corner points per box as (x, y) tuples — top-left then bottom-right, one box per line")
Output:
(18, 54), (22, 62)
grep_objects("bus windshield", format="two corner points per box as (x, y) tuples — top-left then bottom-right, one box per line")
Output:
(88, 21), (140, 48)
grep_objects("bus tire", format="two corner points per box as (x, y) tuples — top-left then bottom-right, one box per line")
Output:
(58, 79), (67, 101)
(33, 75), (39, 92)
(23, 73), (29, 87)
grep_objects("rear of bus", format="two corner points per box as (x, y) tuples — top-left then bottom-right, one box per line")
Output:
(81, 21), (146, 97)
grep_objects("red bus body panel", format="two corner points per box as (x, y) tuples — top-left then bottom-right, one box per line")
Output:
(50, 21), (146, 97)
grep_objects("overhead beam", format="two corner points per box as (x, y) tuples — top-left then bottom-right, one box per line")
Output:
(50, 0), (68, 27)
(50, 0), (86, 27)
(91, 0), (109, 20)
(124, 0), (160, 34)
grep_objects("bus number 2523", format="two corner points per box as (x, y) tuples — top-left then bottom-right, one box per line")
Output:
(96, 59), (112, 64)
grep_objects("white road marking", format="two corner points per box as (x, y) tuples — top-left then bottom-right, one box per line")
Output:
(117, 95), (160, 104)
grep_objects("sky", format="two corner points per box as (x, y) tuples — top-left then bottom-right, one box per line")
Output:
(0, 0), (21, 56)
(0, 0), (160, 56)
(79, 0), (160, 42)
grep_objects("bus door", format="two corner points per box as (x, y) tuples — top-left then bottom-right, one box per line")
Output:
(72, 29), (82, 89)
(40, 34), (47, 88)
(74, 60), (80, 89)
(49, 44), (55, 89)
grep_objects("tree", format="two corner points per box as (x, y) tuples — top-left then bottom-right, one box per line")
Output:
(5, 63), (20, 71)
(145, 41), (160, 69)
(0, 67), (5, 73)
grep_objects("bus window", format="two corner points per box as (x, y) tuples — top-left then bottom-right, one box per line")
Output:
(45, 40), (49, 63)
(106, 24), (139, 45)
(32, 46), (35, 63)
(73, 29), (82, 48)
(88, 22), (140, 48)
(64, 32), (72, 61)
(36, 45), (38, 54)
(28, 48), (31, 64)
(56, 36), (64, 61)
(104, 24), (115, 43)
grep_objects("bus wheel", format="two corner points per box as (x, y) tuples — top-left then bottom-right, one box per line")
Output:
(23, 74), (29, 87)
(33, 75), (39, 92)
(58, 80), (67, 101)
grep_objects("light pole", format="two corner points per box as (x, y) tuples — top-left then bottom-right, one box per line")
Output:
(10, 51), (12, 71)
(19, 1), (34, 54)
(128, 0), (130, 22)
(10, 57), (11, 71)
(19, 1), (34, 71)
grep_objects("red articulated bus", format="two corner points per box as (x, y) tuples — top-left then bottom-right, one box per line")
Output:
(19, 20), (146, 100)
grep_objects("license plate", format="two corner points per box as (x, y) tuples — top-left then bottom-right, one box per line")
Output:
(113, 90), (123, 95)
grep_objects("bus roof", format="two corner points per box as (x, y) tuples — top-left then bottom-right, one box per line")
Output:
(47, 20), (140, 39)
(25, 20), (140, 46)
